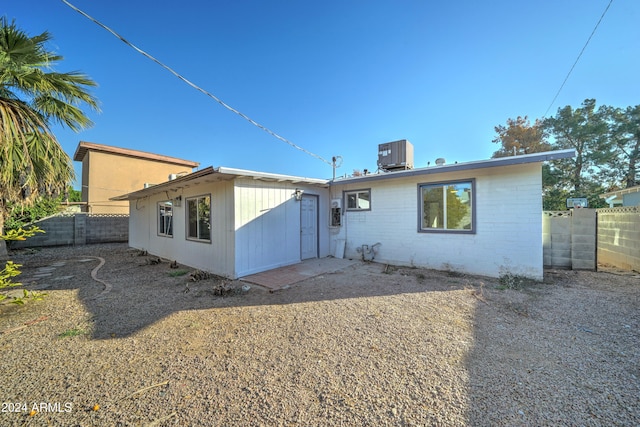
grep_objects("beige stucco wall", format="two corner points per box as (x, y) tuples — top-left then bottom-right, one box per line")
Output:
(83, 151), (195, 214)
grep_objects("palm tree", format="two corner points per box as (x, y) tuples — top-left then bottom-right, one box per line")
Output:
(0, 17), (99, 256)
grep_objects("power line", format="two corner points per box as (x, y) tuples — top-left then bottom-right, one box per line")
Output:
(60, 0), (332, 166)
(543, 0), (614, 118)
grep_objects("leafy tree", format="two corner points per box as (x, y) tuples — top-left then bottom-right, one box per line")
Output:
(67, 187), (82, 202)
(6, 195), (63, 232)
(541, 163), (569, 210)
(491, 116), (551, 158)
(608, 105), (640, 188)
(542, 99), (612, 196)
(493, 100), (637, 209)
(0, 17), (99, 256)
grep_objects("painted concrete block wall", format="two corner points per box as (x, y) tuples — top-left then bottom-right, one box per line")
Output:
(571, 209), (597, 270)
(10, 215), (75, 248)
(10, 214), (128, 248)
(86, 215), (128, 243)
(598, 207), (640, 271)
(234, 179), (330, 277)
(542, 212), (572, 268)
(331, 163), (543, 279)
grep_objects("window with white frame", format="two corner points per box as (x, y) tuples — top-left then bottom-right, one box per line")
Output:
(186, 195), (211, 241)
(158, 201), (173, 237)
(419, 180), (474, 233)
(345, 189), (371, 211)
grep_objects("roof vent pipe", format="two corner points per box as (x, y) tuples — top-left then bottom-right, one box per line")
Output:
(435, 158), (446, 166)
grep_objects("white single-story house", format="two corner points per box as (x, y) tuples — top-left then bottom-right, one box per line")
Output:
(113, 149), (575, 280)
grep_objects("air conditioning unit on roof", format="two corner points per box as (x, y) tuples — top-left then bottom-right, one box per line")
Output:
(378, 139), (414, 171)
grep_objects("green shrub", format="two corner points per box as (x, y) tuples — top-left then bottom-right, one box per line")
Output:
(58, 327), (87, 338)
(168, 269), (188, 277)
(0, 226), (46, 304)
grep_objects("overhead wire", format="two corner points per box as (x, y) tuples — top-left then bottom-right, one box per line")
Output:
(542, 0), (614, 118)
(60, 0), (333, 166)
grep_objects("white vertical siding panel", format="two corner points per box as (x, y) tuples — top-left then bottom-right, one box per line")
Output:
(128, 199), (150, 251)
(129, 178), (329, 279)
(130, 180), (235, 278)
(234, 179), (329, 277)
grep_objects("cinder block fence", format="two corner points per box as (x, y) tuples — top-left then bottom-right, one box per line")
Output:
(9, 213), (128, 249)
(542, 211), (572, 268)
(543, 207), (640, 272)
(598, 207), (640, 271)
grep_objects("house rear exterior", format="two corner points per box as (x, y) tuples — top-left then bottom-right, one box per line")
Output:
(329, 153), (573, 280)
(114, 148), (574, 280)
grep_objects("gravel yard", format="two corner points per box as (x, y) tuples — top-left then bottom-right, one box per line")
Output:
(1, 243), (638, 426)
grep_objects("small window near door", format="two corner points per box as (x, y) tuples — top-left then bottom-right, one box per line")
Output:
(158, 201), (173, 237)
(345, 189), (371, 211)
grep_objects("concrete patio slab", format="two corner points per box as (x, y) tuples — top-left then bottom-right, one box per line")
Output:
(240, 257), (359, 291)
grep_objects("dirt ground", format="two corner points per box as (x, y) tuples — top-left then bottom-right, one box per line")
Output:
(1, 243), (638, 426)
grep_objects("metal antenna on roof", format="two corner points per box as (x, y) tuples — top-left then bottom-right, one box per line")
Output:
(332, 156), (343, 180)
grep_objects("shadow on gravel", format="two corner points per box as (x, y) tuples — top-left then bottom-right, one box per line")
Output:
(463, 268), (640, 426)
(6, 244), (639, 425)
(7, 243), (487, 341)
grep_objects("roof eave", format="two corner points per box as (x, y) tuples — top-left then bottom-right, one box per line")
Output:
(111, 166), (329, 201)
(73, 141), (200, 168)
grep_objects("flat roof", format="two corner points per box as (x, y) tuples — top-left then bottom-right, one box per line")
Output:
(111, 166), (329, 201)
(111, 149), (576, 201)
(73, 141), (199, 168)
(330, 149), (576, 185)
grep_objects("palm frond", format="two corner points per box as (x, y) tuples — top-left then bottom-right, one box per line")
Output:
(0, 17), (93, 213)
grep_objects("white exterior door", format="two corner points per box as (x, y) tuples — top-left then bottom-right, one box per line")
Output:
(300, 195), (318, 259)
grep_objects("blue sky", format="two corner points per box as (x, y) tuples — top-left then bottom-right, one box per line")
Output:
(5, 1), (639, 186)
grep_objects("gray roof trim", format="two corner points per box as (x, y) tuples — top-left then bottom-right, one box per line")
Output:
(111, 166), (329, 201)
(215, 166), (328, 185)
(330, 149), (576, 186)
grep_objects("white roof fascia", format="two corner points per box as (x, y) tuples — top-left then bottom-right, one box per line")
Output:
(330, 149), (576, 185)
(215, 167), (329, 186)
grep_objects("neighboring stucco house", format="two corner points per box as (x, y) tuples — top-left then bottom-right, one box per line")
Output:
(599, 185), (640, 207)
(73, 141), (199, 214)
(114, 149), (574, 280)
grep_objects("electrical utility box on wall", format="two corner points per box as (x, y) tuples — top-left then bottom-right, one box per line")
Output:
(378, 139), (414, 171)
(330, 199), (342, 227)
